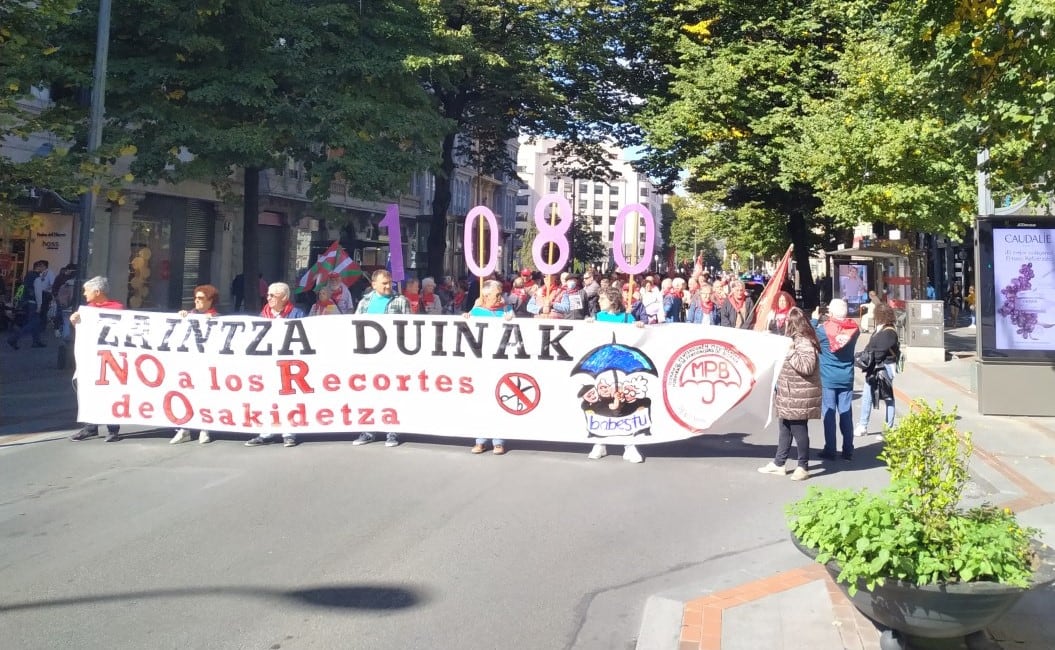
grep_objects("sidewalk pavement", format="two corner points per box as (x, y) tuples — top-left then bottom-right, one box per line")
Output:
(647, 326), (1055, 650)
(0, 331), (78, 439)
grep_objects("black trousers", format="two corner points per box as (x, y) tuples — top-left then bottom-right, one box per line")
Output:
(774, 418), (810, 468)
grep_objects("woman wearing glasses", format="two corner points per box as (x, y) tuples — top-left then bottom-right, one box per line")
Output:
(170, 284), (220, 445)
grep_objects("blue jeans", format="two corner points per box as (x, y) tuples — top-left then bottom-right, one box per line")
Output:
(859, 363), (896, 430)
(476, 438), (505, 446)
(822, 387), (854, 456)
(8, 305), (43, 344)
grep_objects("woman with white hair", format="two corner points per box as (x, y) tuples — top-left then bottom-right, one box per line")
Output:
(419, 277), (444, 315)
(245, 282), (305, 448)
(69, 276), (125, 442)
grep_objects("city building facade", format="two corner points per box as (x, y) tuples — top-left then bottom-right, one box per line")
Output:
(516, 137), (668, 274)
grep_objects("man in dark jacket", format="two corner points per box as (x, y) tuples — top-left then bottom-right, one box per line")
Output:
(719, 279), (755, 328)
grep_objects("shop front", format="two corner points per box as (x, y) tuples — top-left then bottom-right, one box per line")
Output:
(128, 194), (218, 310)
(0, 211), (77, 298)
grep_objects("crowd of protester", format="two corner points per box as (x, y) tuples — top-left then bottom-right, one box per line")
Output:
(58, 263), (903, 476)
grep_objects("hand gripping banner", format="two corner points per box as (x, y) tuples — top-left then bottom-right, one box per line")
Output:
(74, 311), (791, 444)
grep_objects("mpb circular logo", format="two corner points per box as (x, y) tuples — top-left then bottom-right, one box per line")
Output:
(663, 340), (756, 433)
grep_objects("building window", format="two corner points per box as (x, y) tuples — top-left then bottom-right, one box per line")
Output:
(610, 185), (619, 195)
(578, 199), (588, 211)
(592, 216), (602, 226)
(516, 194), (530, 205)
(594, 185), (603, 194)
(549, 180), (559, 192)
(578, 182), (588, 193)
(516, 165), (527, 173)
(640, 186), (650, 197)
(593, 200), (603, 209)
(609, 201), (618, 210)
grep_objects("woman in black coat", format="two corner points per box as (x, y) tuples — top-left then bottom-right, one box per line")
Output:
(855, 303), (900, 438)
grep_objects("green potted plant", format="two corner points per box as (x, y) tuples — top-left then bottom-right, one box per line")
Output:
(786, 399), (1054, 649)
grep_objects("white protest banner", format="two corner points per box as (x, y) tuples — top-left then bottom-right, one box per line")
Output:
(74, 311), (791, 444)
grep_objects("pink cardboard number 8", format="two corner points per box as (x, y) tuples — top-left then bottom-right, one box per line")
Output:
(531, 193), (572, 275)
(613, 204), (656, 275)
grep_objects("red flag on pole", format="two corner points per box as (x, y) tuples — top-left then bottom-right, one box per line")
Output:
(752, 245), (794, 332)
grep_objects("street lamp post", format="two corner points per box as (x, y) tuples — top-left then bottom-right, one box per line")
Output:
(76, 0), (113, 290)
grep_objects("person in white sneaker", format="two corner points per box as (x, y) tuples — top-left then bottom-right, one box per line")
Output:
(585, 287), (647, 464)
(758, 307), (822, 481)
(244, 283), (305, 448)
(855, 303), (900, 439)
(171, 284), (220, 445)
(351, 270), (410, 449)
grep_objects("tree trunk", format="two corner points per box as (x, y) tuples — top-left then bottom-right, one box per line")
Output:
(787, 211), (817, 310)
(243, 167), (261, 314)
(427, 132), (457, 279)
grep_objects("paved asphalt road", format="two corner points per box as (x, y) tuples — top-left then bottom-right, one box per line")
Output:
(0, 419), (892, 650)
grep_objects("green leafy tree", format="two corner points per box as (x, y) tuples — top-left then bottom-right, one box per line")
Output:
(417, 1), (655, 279)
(0, 0), (82, 228)
(41, 0), (446, 311)
(569, 213), (607, 270)
(515, 219), (538, 273)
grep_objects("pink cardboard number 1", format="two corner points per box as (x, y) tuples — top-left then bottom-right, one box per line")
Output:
(380, 203), (405, 282)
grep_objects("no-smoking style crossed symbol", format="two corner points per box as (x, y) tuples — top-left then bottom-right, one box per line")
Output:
(495, 373), (541, 415)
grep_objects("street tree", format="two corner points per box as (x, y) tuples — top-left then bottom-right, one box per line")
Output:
(0, 0), (82, 229)
(569, 213), (607, 271)
(40, 0), (446, 312)
(417, 1), (654, 279)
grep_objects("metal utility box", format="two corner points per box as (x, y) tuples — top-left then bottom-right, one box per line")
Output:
(907, 324), (943, 348)
(907, 300), (944, 326)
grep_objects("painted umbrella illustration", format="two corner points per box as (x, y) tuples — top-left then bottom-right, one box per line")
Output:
(571, 337), (658, 391)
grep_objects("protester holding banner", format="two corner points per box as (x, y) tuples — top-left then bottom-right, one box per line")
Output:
(586, 286), (645, 463)
(402, 278), (423, 314)
(70, 276), (125, 443)
(352, 269), (411, 448)
(758, 307), (821, 481)
(244, 282), (305, 448)
(719, 280), (754, 329)
(172, 284), (221, 444)
(465, 279), (512, 455)
(814, 298), (860, 461)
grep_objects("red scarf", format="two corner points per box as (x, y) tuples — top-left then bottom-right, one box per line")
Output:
(822, 318), (859, 352)
(727, 292), (746, 312)
(404, 291), (421, 313)
(699, 295), (714, 314)
(261, 302), (294, 319)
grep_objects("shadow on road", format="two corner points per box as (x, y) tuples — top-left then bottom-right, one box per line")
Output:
(0, 583), (429, 613)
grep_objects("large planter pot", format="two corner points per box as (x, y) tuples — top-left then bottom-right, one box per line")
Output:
(791, 535), (1055, 649)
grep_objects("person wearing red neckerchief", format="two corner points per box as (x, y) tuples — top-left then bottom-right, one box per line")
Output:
(767, 291), (796, 335)
(308, 286), (340, 315)
(419, 277), (444, 315)
(403, 278), (422, 313)
(719, 279), (755, 329)
(171, 284), (221, 445)
(324, 273), (354, 313)
(69, 276), (125, 442)
(687, 279), (720, 325)
(814, 298), (860, 461)
(245, 283), (305, 448)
